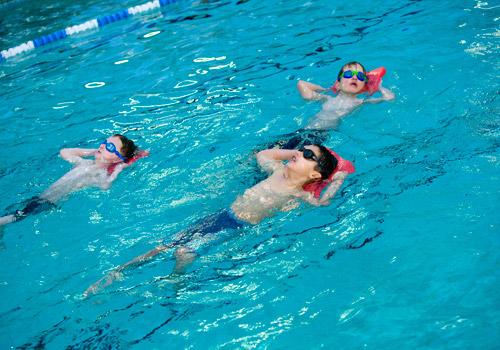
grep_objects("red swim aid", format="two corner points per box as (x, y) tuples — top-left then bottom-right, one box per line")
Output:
(107, 148), (150, 174)
(303, 148), (355, 199)
(330, 67), (386, 97)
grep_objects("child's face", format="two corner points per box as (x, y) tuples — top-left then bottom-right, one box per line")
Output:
(287, 145), (322, 182)
(95, 135), (125, 163)
(337, 63), (366, 94)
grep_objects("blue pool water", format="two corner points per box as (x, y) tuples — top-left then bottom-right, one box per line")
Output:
(1, 0), (499, 348)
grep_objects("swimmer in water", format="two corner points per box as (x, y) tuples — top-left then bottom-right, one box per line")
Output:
(0, 134), (137, 226)
(297, 61), (395, 131)
(268, 62), (395, 151)
(85, 145), (351, 295)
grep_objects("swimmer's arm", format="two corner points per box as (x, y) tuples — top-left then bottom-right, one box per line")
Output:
(299, 171), (348, 206)
(60, 148), (97, 164)
(363, 84), (395, 104)
(317, 171), (348, 205)
(256, 149), (294, 174)
(85, 243), (170, 296)
(297, 81), (328, 102)
(98, 163), (129, 190)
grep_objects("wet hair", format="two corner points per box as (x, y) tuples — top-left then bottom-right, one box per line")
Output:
(337, 61), (367, 81)
(314, 145), (337, 179)
(114, 134), (137, 160)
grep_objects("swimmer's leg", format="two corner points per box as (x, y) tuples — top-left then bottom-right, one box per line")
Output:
(170, 246), (198, 292)
(172, 246), (198, 275)
(1, 197), (56, 225)
(276, 129), (330, 149)
(301, 129), (329, 146)
(86, 209), (243, 295)
(85, 243), (172, 296)
(0, 214), (16, 226)
(265, 129), (305, 150)
(168, 209), (243, 276)
(275, 134), (303, 150)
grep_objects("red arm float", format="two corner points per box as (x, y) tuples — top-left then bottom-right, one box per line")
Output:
(303, 147), (355, 199)
(330, 67), (386, 97)
(107, 148), (150, 174)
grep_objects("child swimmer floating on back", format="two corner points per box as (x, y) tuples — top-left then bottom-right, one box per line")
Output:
(85, 145), (354, 295)
(272, 62), (396, 150)
(297, 61), (396, 131)
(0, 134), (142, 226)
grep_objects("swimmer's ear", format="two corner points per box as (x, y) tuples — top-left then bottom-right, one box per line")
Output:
(333, 80), (341, 91)
(308, 170), (322, 183)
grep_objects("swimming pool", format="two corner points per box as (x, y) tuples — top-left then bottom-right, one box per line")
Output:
(1, 0), (499, 348)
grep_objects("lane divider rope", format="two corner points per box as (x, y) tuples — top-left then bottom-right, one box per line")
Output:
(1, 0), (179, 62)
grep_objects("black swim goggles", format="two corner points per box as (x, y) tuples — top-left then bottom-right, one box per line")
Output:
(298, 147), (325, 171)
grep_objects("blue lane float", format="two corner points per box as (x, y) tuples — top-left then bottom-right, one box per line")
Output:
(1, 0), (180, 62)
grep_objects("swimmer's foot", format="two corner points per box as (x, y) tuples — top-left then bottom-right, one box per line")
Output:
(0, 214), (15, 226)
(84, 271), (123, 297)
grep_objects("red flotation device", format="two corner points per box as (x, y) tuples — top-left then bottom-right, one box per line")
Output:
(107, 148), (150, 174)
(330, 67), (386, 97)
(303, 148), (355, 199)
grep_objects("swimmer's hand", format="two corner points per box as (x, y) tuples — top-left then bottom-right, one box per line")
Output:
(297, 80), (328, 101)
